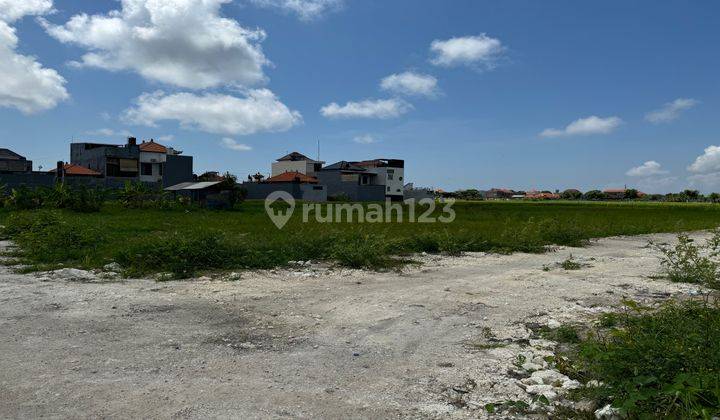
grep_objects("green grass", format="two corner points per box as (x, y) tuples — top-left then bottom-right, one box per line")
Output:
(2, 200), (720, 277)
(559, 299), (720, 418)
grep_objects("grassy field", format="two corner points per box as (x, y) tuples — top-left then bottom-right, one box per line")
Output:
(2, 200), (720, 277)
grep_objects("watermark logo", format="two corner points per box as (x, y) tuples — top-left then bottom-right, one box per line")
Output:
(264, 191), (296, 229)
(264, 195), (456, 229)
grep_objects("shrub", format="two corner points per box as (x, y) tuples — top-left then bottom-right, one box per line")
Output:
(330, 233), (398, 269)
(6, 186), (44, 210)
(565, 299), (720, 418)
(651, 232), (720, 289)
(115, 231), (238, 278)
(4, 211), (102, 264)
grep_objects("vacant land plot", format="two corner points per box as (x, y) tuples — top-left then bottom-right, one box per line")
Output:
(3, 201), (720, 276)
(0, 233), (708, 418)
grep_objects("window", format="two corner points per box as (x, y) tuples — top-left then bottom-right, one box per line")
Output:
(387, 186), (391, 192)
(159, 164), (163, 176)
(141, 163), (153, 176)
(387, 173), (394, 180)
(312, 186), (323, 191)
(399, 176), (403, 181)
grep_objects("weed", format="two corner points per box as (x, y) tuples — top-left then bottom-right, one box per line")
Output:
(560, 299), (720, 418)
(651, 232), (720, 289)
(560, 255), (582, 270)
(541, 324), (581, 344)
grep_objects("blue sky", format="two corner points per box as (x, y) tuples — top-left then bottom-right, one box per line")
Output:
(1, 0), (719, 192)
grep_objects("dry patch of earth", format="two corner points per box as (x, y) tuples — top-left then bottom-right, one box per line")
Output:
(0, 233), (704, 418)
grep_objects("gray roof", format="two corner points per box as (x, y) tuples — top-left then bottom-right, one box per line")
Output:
(0, 148), (25, 160)
(165, 181), (222, 191)
(276, 151), (321, 163)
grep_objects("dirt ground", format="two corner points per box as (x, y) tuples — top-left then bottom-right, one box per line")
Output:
(0, 233), (704, 419)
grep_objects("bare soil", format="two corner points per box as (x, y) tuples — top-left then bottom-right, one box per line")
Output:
(0, 233), (703, 419)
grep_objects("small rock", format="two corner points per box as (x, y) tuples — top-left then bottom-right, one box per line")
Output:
(521, 362), (544, 373)
(103, 262), (122, 272)
(525, 384), (558, 401)
(595, 404), (623, 419)
(226, 272), (242, 281)
(562, 379), (582, 390)
(529, 370), (570, 387)
(197, 276), (212, 282)
(547, 319), (562, 329)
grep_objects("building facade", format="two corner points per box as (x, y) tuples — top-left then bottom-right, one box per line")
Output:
(0, 149), (33, 172)
(271, 152), (324, 178)
(71, 137), (193, 187)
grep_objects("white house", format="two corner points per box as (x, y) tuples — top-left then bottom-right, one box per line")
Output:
(271, 152), (324, 178)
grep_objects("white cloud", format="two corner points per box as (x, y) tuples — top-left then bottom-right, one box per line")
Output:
(321, 98), (412, 119)
(353, 134), (377, 144)
(157, 134), (174, 142)
(380, 71), (438, 97)
(540, 116), (622, 138)
(0, 2), (68, 114)
(688, 173), (720, 191)
(42, 0), (269, 90)
(636, 176), (679, 193)
(249, 0), (343, 20)
(220, 137), (252, 151)
(688, 145), (720, 174)
(85, 128), (133, 137)
(645, 98), (699, 124)
(122, 89), (302, 136)
(0, 0), (53, 23)
(626, 161), (668, 177)
(430, 34), (504, 68)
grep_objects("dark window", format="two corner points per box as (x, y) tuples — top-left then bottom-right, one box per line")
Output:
(387, 186), (390, 192)
(159, 164), (163, 176)
(141, 163), (153, 176)
(387, 173), (394, 180)
(312, 186), (323, 191)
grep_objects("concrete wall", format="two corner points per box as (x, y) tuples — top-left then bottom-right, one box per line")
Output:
(0, 159), (32, 172)
(315, 171), (386, 201)
(0, 172), (161, 191)
(271, 161), (315, 177)
(242, 182), (327, 202)
(164, 155), (193, 188)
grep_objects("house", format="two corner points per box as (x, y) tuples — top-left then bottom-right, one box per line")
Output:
(0, 148), (33, 172)
(243, 171), (327, 201)
(485, 188), (515, 199)
(71, 137), (193, 187)
(49, 162), (102, 178)
(525, 191), (560, 200)
(317, 159), (405, 201)
(271, 152), (324, 178)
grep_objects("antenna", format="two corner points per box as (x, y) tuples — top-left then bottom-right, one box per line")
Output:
(317, 138), (320, 161)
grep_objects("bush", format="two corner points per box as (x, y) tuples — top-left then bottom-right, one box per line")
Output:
(4, 211), (102, 264)
(651, 232), (720, 289)
(115, 231), (238, 278)
(565, 299), (720, 418)
(6, 186), (44, 210)
(330, 233), (398, 269)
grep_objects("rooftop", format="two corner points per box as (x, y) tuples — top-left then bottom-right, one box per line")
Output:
(265, 171), (319, 184)
(49, 163), (101, 176)
(139, 140), (168, 154)
(0, 148), (26, 160)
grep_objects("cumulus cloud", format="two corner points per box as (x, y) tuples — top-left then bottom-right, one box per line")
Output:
(540, 116), (622, 138)
(85, 128), (133, 137)
(626, 161), (668, 177)
(430, 34), (504, 68)
(688, 145), (720, 174)
(0, 0), (53, 22)
(321, 98), (412, 119)
(220, 137), (252, 151)
(353, 134), (377, 144)
(645, 98), (699, 124)
(249, 0), (343, 20)
(42, 0), (269, 90)
(380, 71), (438, 97)
(122, 89), (302, 136)
(0, 1), (68, 114)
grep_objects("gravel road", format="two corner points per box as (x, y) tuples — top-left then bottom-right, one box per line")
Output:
(0, 233), (702, 419)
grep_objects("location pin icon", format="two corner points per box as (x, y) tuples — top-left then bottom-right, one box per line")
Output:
(265, 191), (296, 230)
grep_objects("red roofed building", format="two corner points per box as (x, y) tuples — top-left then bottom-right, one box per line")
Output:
(265, 171), (319, 184)
(139, 140), (168, 154)
(49, 162), (102, 177)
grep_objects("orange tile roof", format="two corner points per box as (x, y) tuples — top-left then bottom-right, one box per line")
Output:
(265, 171), (319, 184)
(139, 140), (167, 153)
(49, 163), (101, 176)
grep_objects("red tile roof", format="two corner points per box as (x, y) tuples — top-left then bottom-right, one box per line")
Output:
(139, 140), (167, 153)
(49, 163), (101, 176)
(265, 171), (319, 184)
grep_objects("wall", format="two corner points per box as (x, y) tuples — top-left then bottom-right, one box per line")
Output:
(0, 159), (32, 172)
(0, 172), (160, 190)
(271, 160), (309, 177)
(164, 155), (193, 188)
(315, 171), (385, 201)
(242, 182), (327, 202)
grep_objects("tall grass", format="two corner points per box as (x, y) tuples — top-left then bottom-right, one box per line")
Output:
(1, 200), (720, 277)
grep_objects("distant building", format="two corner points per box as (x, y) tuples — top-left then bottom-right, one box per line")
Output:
(317, 159), (405, 201)
(0, 148), (32, 173)
(485, 188), (515, 199)
(271, 152), (324, 178)
(603, 188), (646, 200)
(243, 170), (327, 202)
(71, 137), (193, 187)
(49, 162), (102, 178)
